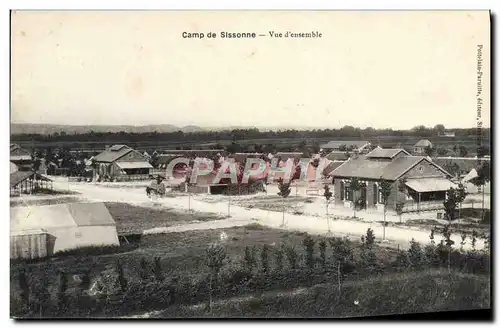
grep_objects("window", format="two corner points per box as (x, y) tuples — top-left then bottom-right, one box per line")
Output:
(378, 189), (383, 204)
(345, 186), (352, 201)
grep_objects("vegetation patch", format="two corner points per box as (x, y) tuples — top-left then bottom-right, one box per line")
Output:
(105, 202), (226, 234)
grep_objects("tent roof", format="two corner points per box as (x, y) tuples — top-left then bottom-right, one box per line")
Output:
(10, 202), (116, 232)
(66, 202), (116, 227)
(405, 178), (457, 193)
(462, 168), (479, 183)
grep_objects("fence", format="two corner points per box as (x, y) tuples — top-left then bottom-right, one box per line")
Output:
(115, 174), (152, 182)
(402, 199), (479, 213)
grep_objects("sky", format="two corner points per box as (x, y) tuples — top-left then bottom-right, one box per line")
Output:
(11, 11), (491, 129)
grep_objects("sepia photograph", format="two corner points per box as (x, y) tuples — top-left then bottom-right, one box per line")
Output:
(9, 10), (491, 319)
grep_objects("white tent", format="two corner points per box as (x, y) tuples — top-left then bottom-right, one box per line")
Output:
(462, 168), (479, 183)
(11, 202), (120, 257)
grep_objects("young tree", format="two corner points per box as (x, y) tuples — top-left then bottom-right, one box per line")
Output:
(116, 260), (128, 292)
(424, 145), (435, 157)
(302, 235), (316, 271)
(139, 257), (149, 281)
(18, 269), (30, 310)
(152, 257), (164, 282)
(407, 239), (423, 268)
(328, 237), (353, 284)
(437, 148), (448, 156)
(274, 244), (285, 273)
(206, 243), (227, 312)
(277, 178), (292, 227)
(360, 229), (377, 271)
(56, 271), (68, 314)
(379, 180), (392, 241)
(459, 145), (468, 157)
(243, 246), (257, 273)
(441, 225), (454, 272)
(260, 244), (270, 274)
(318, 240), (327, 270)
(350, 178), (361, 218)
(443, 185), (467, 224)
(323, 185), (333, 233)
(284, 244), (298, 270)
(472, 161), (490, 222)
(395, 202), (405, 224)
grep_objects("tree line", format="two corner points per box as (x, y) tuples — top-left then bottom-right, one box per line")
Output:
(11, 125), (489, 143)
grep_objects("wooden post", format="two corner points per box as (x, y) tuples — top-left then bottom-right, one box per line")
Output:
(418, 193), (421, 213)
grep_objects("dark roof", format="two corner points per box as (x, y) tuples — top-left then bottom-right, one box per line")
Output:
(323, 161), (345, 176)
(325, 151), (350, 161)
(94, 145), (139, 163)
(366, 148), (410, 159)
(10, 171), (52, 188)
(414, 139), (432, 147)
(274, 152), (303, 162)
(320, 140), (369, 150)
(330, 155), (444, 180)
(10, 145), (31, 157)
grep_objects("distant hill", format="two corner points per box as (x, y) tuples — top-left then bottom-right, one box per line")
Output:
(10, 123), (206, 135)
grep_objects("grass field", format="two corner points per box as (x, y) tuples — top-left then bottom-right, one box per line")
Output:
(10, 223), (490, 318)
(104, 202), (226, 234)
(10, 196), (82, 207)
(13, 134), (489, 155)
(153, 270), (491, 318)
(10, 225), (397, 298)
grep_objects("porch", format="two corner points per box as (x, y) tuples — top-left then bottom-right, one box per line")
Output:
(402, 177), (457, 213)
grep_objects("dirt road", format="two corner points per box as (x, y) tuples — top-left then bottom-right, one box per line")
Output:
(51, 180), (486, 251)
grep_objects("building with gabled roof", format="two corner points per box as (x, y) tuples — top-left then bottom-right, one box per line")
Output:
(94, 144), (153, 181)
(10, 144), (32, 171)
(413, 139), (433, 155)
(329, 148), (455, 213)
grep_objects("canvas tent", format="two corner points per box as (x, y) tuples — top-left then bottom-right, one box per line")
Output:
(10, 202), (119, 259)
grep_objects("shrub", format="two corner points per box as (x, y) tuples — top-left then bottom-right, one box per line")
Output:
(260, 244), (270, 274)
(328, 237), (354, 274)
(153, 257), (164, 282)
(31, 273), (52, 317)
(18, 268), (30, 309)
(302, 235), (316, 270)
(243, 246), (257, 273)
(407, 239), (423, 268)
(116, 260), (128, 292)
(318, 240), (327, 270)
(274, 244), (285, 273)
(360, 229), (377, 271)
(56, 271), (68, 313)
(139, 257), (150, 281)
(284, 244), (299, 270)
(423, 244), (439, 267)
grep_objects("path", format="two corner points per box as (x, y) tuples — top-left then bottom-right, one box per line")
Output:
(51, 180), (486, 251)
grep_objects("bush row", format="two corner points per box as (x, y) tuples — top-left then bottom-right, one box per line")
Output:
(11, 227), (490, 318)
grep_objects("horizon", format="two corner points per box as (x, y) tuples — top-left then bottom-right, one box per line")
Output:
(9, 121), (490, 131)
(11, 11), (490, 130)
